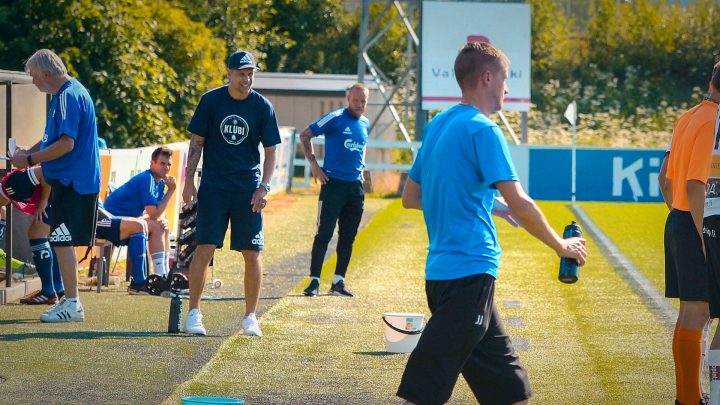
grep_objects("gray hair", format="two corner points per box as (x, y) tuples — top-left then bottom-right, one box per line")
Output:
(24, 49), (68, 77)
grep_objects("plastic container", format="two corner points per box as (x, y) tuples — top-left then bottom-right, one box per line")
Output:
(382, 312), (425, 353)
(558, 221), (583, 284)
(182, 397), (243, 405)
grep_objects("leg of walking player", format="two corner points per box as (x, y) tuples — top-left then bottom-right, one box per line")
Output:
(241, 250), (263, 336)
(184, 244), (215, 335)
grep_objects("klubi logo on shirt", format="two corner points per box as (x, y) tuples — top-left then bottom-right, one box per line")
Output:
(220, 115), (250, 145)
(344, 139), (363, 152)
(50, 223), (73, 243)
(251, 230), (264, 246)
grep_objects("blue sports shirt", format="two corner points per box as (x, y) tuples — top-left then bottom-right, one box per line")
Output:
(103, 170), (165, 217)
(409, 104), (518, 281)
(309, 108), (369, 182)
(41, 78), (100, 194)
(187, 87), (281, 192)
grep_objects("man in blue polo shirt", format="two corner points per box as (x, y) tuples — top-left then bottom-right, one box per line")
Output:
(299, 83), (370, 297)
(182, 50), (281, 336)
(398, 42), (588, 404)
(12, 49), (100, 323)
(104, 146), (176, 288)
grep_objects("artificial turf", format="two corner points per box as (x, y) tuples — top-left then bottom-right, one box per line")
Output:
(0, 192), (391, 405)
(164, 200), (675, 404)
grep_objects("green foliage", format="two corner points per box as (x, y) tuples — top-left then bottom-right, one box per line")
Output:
(0, 0), (225, 148)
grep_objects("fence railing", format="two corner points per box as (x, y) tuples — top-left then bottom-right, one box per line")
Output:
(282, 133), (421, 190)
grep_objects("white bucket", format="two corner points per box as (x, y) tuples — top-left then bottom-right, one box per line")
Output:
(382, 312), (425, 353)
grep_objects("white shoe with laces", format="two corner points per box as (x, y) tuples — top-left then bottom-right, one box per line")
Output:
(40, 298), (84, 323)
(184, 308), (207, 335)
(242, 313), (263, 337)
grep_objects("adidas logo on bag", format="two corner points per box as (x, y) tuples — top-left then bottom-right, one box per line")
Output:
(50, 223), (73, 243)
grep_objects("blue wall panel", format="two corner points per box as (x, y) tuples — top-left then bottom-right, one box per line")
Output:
(526, 147), (666, 202)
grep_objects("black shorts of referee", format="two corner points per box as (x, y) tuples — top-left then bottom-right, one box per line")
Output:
(397, 273), (531, 405)
(665, 209), (708, 302)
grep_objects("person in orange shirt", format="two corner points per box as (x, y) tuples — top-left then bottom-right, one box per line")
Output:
(662, 61), (720, 405)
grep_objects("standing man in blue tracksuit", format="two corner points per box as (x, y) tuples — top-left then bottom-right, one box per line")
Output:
(12, 49), (100, 323)
(300, 84), (370, 297)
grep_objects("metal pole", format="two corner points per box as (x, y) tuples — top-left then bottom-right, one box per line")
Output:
(414, 0), (425, 140)
(286, 130), (297, 193)
(358, 0), (370, 83)
(521, 111), (528, 144)
(571, 124), (577, 203)
(5, 81), (11, 288)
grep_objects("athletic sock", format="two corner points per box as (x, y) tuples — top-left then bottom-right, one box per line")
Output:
(673, 324), (684, 403)
(30, 239), (56, 296)
(128, 232), (148, 285)
(333, 274), (344, 284)
(50, 248), (63, 295)
(710, 350), (720, 404)
(151, 252), (167, 277)
(310, 276), (320, 282)
(676, 327), (704, 405)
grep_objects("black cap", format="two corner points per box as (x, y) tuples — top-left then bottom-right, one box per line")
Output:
(227, 50), (259, 70)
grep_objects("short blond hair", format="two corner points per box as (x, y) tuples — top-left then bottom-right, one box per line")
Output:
(454, 42), (509, 92)
(24, 49), (67, 77)
(348, 83), (369, 95)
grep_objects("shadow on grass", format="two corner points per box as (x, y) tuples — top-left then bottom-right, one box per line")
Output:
(0, 330), (227, 341)
(0, 318), (37, 325)
(353, 351), (402, 356)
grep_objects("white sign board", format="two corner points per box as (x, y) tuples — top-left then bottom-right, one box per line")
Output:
(421, 1), (531, 111)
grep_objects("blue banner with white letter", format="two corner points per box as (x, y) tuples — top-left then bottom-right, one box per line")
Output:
(524, 147), (666, 202)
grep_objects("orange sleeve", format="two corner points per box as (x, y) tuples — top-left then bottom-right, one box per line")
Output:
(686, 120), (715, 184)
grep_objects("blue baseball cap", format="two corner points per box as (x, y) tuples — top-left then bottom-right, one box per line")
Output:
(227, 50), (260, 70)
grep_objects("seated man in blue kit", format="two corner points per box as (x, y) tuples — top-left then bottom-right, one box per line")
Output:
(103, 146), (176, 280)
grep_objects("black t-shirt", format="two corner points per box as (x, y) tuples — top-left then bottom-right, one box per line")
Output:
(187, 87), (281, 192)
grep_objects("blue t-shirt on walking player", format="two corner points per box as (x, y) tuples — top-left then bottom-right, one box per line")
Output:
(409, 104), (518, 281)
(309, 108), (369, 182)
(103, 170), (165, 217)
(41, 78), (100, 195)
(187, 87), (281, 192)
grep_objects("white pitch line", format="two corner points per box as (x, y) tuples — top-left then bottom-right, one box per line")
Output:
(569, 204), (677, 331)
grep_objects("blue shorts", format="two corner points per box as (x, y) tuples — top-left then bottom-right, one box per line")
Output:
(196, 185), (263, 251)
(95, 217), (126, 246)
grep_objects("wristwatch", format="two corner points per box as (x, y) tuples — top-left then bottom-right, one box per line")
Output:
(259, 182), (271, 192)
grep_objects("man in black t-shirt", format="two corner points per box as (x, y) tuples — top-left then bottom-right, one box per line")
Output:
(182, 50), (281, 336)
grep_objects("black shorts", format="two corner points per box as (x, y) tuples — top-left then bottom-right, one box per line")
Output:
(95, 217), (125, 246)
(705, 216), (720, 317)
(665, 209), (708, 301)
(48, 182), (98, 247)
(397, 274), (531, 405)
(195, 185), (263, 251)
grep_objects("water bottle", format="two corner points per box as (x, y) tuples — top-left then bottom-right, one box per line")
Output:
(168, 293), (182, 333)
(558, 221), (582, 284)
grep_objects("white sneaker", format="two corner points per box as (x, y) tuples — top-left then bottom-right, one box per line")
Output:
(242, 313), (262, 337)
(184, 308), (206, 335)
(40, 298), (84, 323)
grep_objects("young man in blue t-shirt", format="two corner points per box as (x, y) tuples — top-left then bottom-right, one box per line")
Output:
(104, 146), (176, 288)
(12, 49), (101, 323)
(182, 50), (281, 336)
(398, 42), (588, 404)
(299, 84), (370, 297)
